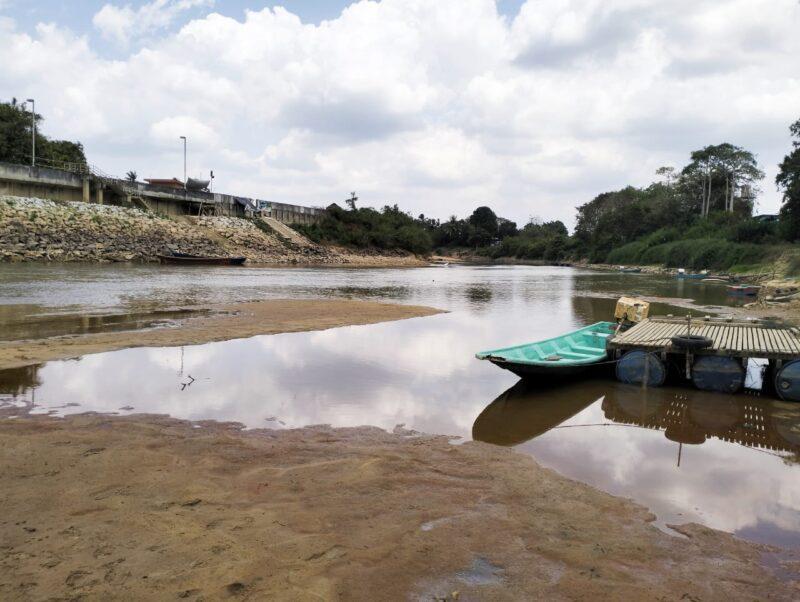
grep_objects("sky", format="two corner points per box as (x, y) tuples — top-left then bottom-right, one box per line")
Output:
(1, 0), (798, 227)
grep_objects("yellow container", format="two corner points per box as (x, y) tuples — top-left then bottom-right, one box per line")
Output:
(614, 297), (650, 323)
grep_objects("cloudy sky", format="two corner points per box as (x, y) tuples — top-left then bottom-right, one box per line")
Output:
(1, 0), (798, 226)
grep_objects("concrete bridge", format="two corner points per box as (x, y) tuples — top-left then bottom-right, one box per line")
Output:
(0, 161), (324, 225)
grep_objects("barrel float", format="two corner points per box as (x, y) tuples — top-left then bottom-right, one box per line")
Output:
(691, 356), (745, 394)
(774, 360), (800, 402)
(615, 351), (666, 387)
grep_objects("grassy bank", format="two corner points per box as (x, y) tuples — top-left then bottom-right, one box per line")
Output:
(606, 237), (786, 273)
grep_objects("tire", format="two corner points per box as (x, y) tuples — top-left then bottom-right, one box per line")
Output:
(671, 334), (713, 351)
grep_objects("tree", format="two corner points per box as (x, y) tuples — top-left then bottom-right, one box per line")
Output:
(777, 119), (800, 241)
(0, 100), (87, 167)
(345, 192), (358, 211)
(498, 220), (518, 239)
(655, 166), (676, 186)
(126, 171), (138, 182)
(468, 206), (498, 237)
(681, 144), (762, 217)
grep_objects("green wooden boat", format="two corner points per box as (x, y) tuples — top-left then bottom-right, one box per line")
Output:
(475, 322), (616, 377)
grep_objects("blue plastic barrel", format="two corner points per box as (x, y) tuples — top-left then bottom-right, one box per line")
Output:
(775, 360), (800, 402)
(615, 351), (666, 386)
(691, 356), (744, 394)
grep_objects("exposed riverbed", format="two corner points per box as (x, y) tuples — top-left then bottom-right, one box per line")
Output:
(1, 263), (799, 596)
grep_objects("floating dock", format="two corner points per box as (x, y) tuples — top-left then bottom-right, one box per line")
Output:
(609, 316), (800, 359)
(607, 316), (800, 401)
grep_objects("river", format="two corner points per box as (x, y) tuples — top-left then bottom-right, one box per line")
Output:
(1, 263), (798, 549)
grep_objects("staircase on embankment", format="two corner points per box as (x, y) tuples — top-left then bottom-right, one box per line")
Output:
(259, 216), (314, 247)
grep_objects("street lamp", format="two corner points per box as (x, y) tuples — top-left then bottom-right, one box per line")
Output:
(26, 98), (35, 167)
(179, 136), (187, 189)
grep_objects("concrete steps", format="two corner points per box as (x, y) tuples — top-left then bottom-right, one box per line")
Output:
(259, 217), (313, 247)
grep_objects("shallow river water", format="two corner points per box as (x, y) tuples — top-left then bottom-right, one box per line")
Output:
(1, 263), (799, 549)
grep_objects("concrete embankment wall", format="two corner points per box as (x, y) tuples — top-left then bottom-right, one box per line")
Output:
(0, 163), (88, 203)
(0, 162), (325, 224)
(0, 196), (340, 264)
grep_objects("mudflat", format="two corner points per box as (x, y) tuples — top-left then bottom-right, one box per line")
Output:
(0, 299), (444, 370)
(0, 413), (796, 600)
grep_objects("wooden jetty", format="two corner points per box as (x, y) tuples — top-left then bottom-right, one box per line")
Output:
(609, 316), (800, 360)
(607, 316), (800, 401)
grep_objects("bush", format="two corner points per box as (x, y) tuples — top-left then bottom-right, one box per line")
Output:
(731, 219), (778, 243)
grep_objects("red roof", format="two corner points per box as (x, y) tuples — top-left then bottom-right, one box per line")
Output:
(145, 178), (184, 188)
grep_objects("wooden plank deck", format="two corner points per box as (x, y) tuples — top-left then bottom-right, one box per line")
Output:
(608, 317), (800, 359)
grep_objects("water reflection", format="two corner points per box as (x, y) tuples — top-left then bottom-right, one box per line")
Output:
(1, 264), (797, 549)
(483, 380), (800, 548)
(602, 386), (800, 454)
(0, 364), (42, 396)
(473, 380), (604, 445)
(0, 303), (201, 341)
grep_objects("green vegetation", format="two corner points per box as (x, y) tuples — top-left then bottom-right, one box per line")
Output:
(777, 119), (800, 242)
(295, 204), (434, 254)
(293, 128), (800, 272)
(294, 201), (571, 261)
(0, 99), (87, 167)
(302, 127), (799, 274)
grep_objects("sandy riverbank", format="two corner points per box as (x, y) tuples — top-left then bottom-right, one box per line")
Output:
(0, 299), (443, 370)
(0, 413), (796, 600)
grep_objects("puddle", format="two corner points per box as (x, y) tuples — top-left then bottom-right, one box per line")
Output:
(455, 557), (505, 586)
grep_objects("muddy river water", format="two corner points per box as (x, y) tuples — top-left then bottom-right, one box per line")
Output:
(1, 263), (799, 549)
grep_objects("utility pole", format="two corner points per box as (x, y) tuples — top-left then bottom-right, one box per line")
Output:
(26, 98), (35, 167)
(180, 136), (187, 189)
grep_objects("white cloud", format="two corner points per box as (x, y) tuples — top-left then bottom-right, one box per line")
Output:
(93, 0), (213, 46)
(150, 115), (218, 146)
(2, 0), (799, 224)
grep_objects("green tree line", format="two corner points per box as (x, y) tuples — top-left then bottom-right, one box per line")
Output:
(299, 117), (800, 271)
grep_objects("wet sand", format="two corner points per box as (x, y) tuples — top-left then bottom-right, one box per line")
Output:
(1, 413), (796, 600)
(0, 299), (444, 370)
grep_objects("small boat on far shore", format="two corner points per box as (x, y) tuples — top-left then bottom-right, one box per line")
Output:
(157, 252), (246, 266)
(677, 269), (707, 279)
(476, 321), (616, 377)
(618, 266), (642, 273)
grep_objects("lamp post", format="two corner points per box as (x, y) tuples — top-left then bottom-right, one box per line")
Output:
(179, 136), (187, 189)
(26, 98), (35, 167)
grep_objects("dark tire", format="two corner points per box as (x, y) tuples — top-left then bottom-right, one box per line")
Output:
(671, 335), (713, 351)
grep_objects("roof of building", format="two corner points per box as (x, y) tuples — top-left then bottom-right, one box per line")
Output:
(145, 178), (184, 188)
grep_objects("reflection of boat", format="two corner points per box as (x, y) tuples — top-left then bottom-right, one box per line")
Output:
(157, 252), (246, 266)
(602, 384), (800, 453)
(472, 379), (605, 446)
(727, 284), (760, 296)
(476, 322), (616, 377)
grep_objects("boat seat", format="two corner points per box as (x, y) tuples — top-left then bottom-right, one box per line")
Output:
(572, 345), (603, 354)
(551, 350), (594, 360)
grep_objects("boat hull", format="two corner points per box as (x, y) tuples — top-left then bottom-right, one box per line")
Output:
(157, 255), (246, 266)
(486, 357), (611, 378)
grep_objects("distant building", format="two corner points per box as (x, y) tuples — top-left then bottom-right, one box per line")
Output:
(145, 178), (184, 189)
